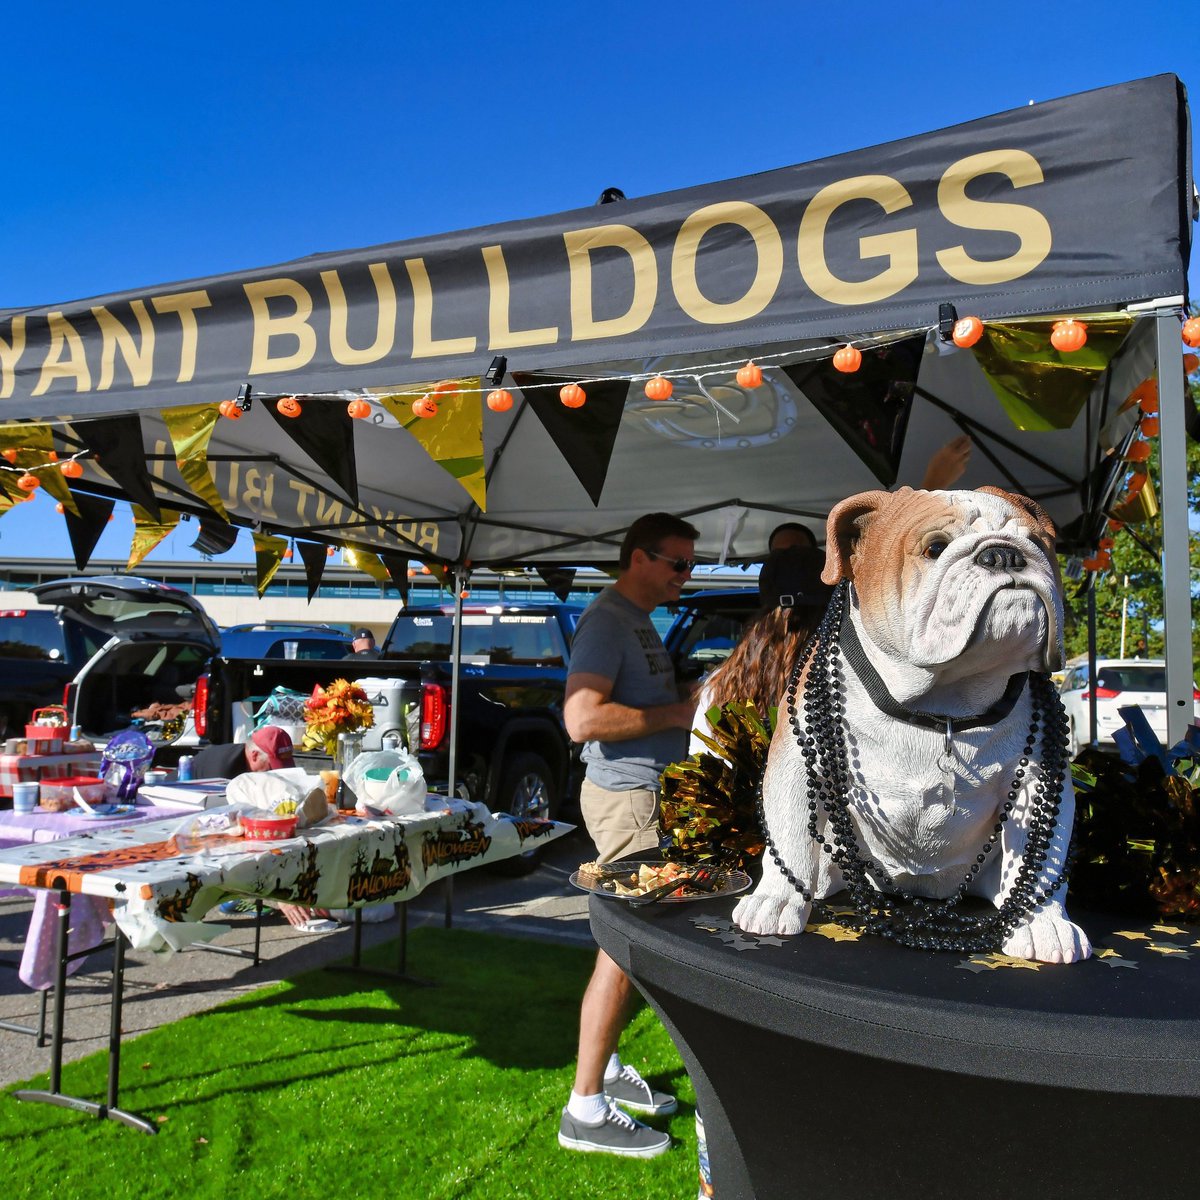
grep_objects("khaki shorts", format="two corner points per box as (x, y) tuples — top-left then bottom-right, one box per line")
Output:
(579, 778), (661, 865)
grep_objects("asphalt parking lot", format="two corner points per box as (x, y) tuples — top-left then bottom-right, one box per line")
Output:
(0, 826), (593, 1088)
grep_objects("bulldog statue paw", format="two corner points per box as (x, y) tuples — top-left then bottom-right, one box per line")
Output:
(733, 892), (812, 937)
(1001, 901), (1091, 964)
(736, 486), (1087, 963)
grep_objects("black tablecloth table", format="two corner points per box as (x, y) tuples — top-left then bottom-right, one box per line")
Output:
(590, 894), (1200, 1200)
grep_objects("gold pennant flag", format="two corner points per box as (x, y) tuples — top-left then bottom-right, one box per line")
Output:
(374, 377), (487, 511)
(1109, 473), (1160, 525)
(343, 545), (390, 584)
(162, 405), (230, 520)
(252, 532), (289, 597)
(128, 505), (179, 570)
(0, 423), (79, 516)
(970, 315), (1134, 431)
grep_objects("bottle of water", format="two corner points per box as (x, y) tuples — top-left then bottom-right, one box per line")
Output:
(177, 755), (194, 781)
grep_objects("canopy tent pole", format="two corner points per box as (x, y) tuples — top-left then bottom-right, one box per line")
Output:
(1156, 312), (1193, 747)
(441, 563), (469, 928)
(1087, 583), (1099, 747)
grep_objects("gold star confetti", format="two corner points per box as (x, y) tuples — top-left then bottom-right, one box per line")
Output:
(1146, 943), (1190, 957)
(956, 957), (996, 973)
(824, 904), (857, 917)
(1093, 947), (1124, 959)
(1151, 925), (1187, 936)
(980, 952), (1042, 971)
(1112, 930), (1151, 941)
(807, 922), (862, 943)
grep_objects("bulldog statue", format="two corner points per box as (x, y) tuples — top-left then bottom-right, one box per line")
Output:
(733, 486), (1090, 963)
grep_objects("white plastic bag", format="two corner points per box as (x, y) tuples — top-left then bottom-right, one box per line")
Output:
(342, 749), (426, 816)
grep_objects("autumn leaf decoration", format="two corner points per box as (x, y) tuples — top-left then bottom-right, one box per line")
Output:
(301, 678), (375, 756)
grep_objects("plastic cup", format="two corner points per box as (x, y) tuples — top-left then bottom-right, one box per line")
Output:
(11, 781), (39, 813)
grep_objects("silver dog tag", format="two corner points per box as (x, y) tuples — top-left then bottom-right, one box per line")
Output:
(935, 719), (957, 815)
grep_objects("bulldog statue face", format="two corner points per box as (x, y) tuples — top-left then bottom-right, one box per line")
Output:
(733, 486), (1090, 964)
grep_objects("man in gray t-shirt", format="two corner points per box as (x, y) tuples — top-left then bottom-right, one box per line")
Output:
(557, 512), (698, 1160)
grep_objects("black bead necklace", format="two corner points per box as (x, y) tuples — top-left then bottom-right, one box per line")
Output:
(756, 580), (1074, 953)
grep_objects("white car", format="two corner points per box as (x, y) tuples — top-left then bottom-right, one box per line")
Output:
(1058, 658), (1200, 755)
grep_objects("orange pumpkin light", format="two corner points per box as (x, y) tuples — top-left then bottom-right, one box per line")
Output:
(47, 451), (58, 462)
(1126, 440), (1152, 463)
(952, 316), (984, 348)
(832, 344), (863, 373)
(559, 383), (587, 408)
(735, 361), (763, 388)
(459, 590), (470, 600)
(55, 502), (65, 514)
(412, 395), (438, 419)
(218, 399), (242, 420)
(1094, 550), (1112, 569)
(277, 396), (302, 418)
(1, 449), (16, 463)
(1183, 353), (1199, 375)
(61, 459), (84, 478)
(16, 472), (39, 492)
(347, 398), (372, 419)
(1050, 319), (1088, 352)
(644, 376), (673, 401)
(283, 548), (293, 560)
(1140, 416), (1160, 437)
(486, 388), (513, 412)
(326, 546), (336, 557)
(1106, 518), (1124, 532)
(1133, 380), (1158, 414)
(1098, 537), (1115, 551)
(407, 568), (417, 578)
(1126, 470), (1148, 496)
(1182, 317), (1200, 348)
(421, 565), (432, 575)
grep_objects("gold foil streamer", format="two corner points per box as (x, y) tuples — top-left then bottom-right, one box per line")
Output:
(971, 315), (1134, 431)
(161, 404), (230, 520)
(344, 546), (390, 584)
(252, 532), (289, 597)
(374, 377), (486, 511)
(128, 504), (179, 569)
(0, 423), (78, 515)
(1108, 472), (1159, 525)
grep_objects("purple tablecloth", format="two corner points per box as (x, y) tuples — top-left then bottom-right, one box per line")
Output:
(1, 803), (197, 989)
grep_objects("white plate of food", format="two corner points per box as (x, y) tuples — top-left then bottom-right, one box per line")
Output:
(570, 858), (751, 903)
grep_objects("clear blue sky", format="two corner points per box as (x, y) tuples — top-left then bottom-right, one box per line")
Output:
(2, 0), (1196, 567)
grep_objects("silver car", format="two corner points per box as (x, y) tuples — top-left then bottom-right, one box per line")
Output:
(1058, 658), (1200, 755)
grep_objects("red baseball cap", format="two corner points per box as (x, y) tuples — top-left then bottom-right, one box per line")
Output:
(250, 726), (295, 770)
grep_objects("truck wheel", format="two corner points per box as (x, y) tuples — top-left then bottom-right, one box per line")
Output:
(489, 751), (558, 876)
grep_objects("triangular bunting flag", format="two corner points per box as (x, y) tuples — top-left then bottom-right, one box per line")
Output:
(162, 405), (229, 519)
(262, 393), (359, 504)
(344, 546), (389, 585)
(536, 567), (577, 602)
(128, 505), (179, 570)
(782, 335), (925, 487)
(73, 415), (161, 520)
(62, 492), (116, 571)
(296, 541), (330, 602)
(252, 531), (289, 597)
(0, 423), (78, 516)
(511, 373), (630, 505)
(380, 553), (412, 604)
(968, 314), (1134, 431)
(374, 377), (486, 511)
(190, 517), (239, 556)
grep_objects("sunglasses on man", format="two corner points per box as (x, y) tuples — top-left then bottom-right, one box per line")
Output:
(641, 548), (696, 573)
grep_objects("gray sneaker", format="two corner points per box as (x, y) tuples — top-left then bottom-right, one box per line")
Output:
(604, 1063), (678, 1116)
(558, 1103), (671, 1158)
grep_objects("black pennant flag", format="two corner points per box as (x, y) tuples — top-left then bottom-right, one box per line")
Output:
(262, 398), (359, 504)
(296, 541), (330, 603)
(781, 334), (926, 486)
(380, 553), (411, 604)
(536, 567), (577, 602)
(512, 373), (630, 505)
(73, 415), (161, 519)
(62, 491), (115, 571)
(190, 517), (239, 556)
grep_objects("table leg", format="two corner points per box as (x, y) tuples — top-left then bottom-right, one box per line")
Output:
(13, 900), (157, 1134)
(325, 900), (431, 985)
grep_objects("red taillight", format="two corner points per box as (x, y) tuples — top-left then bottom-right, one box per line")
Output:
(1193, 688), (1200, 702)
(0, 609), (28, 617)
(1082, 686), (1120, 700)
(420, 682), (447, 750)
(193, 674), (209, 738)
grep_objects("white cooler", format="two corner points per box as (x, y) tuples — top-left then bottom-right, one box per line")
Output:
(355, 677), (416, 751)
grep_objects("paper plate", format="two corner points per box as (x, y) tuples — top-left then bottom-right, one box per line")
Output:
(570, 859), (752, 904)
(82, 804), (137, 819)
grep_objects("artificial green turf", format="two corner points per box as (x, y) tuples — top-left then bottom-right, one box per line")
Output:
(2, 929), (698, 1200)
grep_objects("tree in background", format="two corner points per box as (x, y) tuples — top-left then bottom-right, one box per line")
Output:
(1059, 317), (1200, 675)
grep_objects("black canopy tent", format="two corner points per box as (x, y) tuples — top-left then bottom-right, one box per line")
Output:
(0, 73), (1195, 738)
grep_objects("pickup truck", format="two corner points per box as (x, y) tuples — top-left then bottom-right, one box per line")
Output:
(194, 603), (583, 868)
